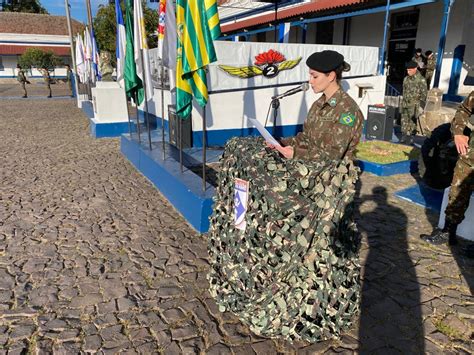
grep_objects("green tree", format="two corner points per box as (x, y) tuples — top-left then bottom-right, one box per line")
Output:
(93, 1), (158, 62)
(3, 0), (49, 14)
(18, 48), (63, 70)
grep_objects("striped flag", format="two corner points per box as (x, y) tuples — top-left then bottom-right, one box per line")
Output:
(124, 0), (144, 105)
(176, 0), (221, 119)
(115, 0), (126, 87)
(134, 0), (153, 100)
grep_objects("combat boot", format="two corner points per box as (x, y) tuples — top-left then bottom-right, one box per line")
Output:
(420, 220), (457, 245)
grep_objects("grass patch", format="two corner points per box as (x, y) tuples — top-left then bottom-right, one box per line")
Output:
(355, 140), (420, 164)
(433, 317), (467, 340)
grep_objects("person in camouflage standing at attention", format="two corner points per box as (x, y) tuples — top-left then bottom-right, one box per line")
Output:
(425, 50), (436, 89)
(40, 67), (52, 98)
(268, 50), (363, 161)
(421, 89), (473, 252)
(65, 64), (73, 97)
(400, 61), (427, 144)
(16, 64), (28, 98)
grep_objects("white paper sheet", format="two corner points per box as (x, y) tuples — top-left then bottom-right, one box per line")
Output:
(246, 115), (281, 147)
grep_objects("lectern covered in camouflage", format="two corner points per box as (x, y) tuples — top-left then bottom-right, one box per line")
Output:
(208, 137), (361, 343)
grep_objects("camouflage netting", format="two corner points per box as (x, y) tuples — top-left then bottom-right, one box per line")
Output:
(207, 137), (361, 343)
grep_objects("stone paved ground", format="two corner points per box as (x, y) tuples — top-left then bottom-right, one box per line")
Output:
(0, 93), (472, 354)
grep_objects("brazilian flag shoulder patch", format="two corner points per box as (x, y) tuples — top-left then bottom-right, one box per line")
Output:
(339, 112), (356, 127)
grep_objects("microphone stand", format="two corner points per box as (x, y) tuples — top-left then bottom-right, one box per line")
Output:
(271, 97), (280, 136)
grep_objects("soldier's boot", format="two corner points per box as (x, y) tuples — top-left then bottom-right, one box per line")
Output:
(420, 221), (457, 245)
(447, 221), (458, 246)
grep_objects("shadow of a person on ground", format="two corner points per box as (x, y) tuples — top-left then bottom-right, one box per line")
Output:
(357, 186), (424, 354)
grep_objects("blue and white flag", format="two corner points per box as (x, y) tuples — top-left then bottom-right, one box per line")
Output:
(115, 0), (126, 87)
(91, 28), (100, 81)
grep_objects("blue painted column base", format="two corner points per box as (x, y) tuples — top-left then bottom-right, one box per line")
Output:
(90, 117), (130, 138)
(120, 133), (216, 233)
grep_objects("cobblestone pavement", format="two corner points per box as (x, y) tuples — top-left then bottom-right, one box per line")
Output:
(0, 96), (472, 354)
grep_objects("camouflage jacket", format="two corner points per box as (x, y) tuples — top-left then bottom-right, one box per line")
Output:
(451, 91), (474, 156)
(426, 55), (436, 72)
(402, 71), (427, 107)
(412, 55), (425, 69)
(17, 69), (27, 83)
(42, 69), (51, 83)
(281, 88), (363, 161)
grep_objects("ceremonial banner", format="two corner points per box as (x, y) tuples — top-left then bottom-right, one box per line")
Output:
(133, 0), (153, 99)
(115, 0), (127, 87)
(124, 0), (144, 104)
(176, 0), (221, 118)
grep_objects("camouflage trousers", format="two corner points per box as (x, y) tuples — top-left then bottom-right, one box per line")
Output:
(20, 82), (26, 96)
(401, 104), (419, 136)
(445, 154), (474, 225)
(425, 70), (434, 89)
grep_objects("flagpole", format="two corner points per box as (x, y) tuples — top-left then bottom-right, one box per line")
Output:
(134, 92), (141, 143)
(85, 0), (93, 98)
(202, 106), (206, 192)
(179, 114), (183, 173)
(161, 63), (166, 159)
(139, 48), (153, 151)
(64, 0), (79, 102)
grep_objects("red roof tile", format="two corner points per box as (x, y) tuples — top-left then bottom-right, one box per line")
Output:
(221, 0), (367, 33)
(0, 45), (71, 56)
(0, 12), (84, 36)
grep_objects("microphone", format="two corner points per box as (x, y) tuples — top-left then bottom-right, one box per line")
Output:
(272, 83), (309, 100)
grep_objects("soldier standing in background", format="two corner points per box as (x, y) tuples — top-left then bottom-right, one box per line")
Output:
(65, 64), (73, 97)
(421, 90), (473, 252)
(400, 61), (427, 144)
(41, 67), (52, 98)
(425, 50), (436, 89)
(16, 64), (29, 98)
(412, 48), (426, 76)
(268, 50), (364, 161)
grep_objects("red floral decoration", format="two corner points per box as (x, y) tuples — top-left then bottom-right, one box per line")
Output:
(254, 49), (286, 66)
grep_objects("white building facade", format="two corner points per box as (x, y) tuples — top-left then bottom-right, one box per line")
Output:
(220, 0), (473, 98)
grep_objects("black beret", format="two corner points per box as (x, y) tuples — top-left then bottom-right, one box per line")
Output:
(306, 50), (350, 73)
(406, 60), (418, 69)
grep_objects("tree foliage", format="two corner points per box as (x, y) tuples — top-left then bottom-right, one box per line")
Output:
(93, 1), (158, 62)
(3, 0), (49, 14)
(18, 48), (63, 70)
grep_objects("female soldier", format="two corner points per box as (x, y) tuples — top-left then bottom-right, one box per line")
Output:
(270, 50), (364, 161)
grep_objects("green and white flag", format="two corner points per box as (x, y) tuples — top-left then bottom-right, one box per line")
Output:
(124, 0), (144, 105)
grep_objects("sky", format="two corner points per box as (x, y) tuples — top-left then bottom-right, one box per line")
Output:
(42, 0), (158, 24)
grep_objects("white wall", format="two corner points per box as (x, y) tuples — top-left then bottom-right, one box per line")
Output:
(349, 12), (385, 47)
(190, 75), (386, 132)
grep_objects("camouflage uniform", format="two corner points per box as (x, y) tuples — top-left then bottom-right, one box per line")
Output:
(401, 71), (427, 136)
(42, 69), (52, 97)
(281, 87), (363, 161)
(425, 55), (436, 89)
(66, 66), (73, 96)
(17, 69), (27, 97)
(412, 54), (425, 73)
(444, 91), (474, 225)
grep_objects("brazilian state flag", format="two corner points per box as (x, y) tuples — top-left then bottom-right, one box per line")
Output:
(176, 0), (221, 119)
